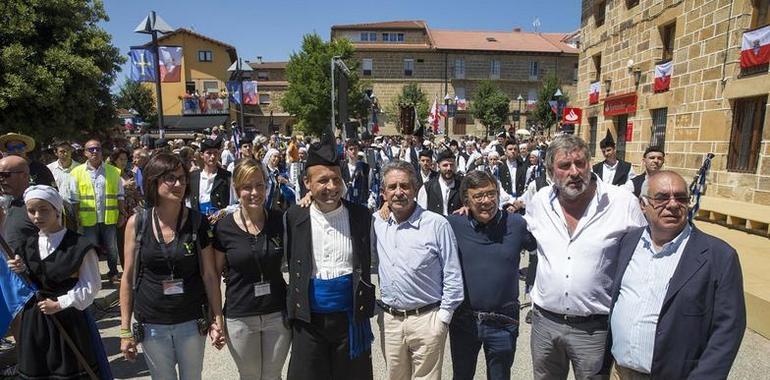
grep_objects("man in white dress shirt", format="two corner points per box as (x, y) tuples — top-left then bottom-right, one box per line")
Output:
(592, 130), (635, 186)
(524, 135), (647, 380)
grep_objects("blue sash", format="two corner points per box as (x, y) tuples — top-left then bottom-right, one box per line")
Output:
(309, 274), (373, 358)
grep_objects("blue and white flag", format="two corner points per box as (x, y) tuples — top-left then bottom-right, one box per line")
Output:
(129, 48), (157, 82)
(0, 245), (36, 336)
(227, 81), (241, 105)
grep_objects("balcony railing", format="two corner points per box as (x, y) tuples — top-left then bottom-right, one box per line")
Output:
(182, 94), (229, 115)
(740, 63), (769, 78)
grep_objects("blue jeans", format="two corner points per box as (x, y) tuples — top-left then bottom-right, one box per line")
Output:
(141, 320), (206, 380)
(449, 307), (519, 380)
(82, 223), (119, 276)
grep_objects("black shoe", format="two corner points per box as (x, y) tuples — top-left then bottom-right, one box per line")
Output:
(525, 309), (532, 324)
(0, 364), (17, 378)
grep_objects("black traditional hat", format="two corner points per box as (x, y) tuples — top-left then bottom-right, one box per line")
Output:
(599, 129), (615, 149)
(419, 149), (433, 159)
(306, 132), (338, 168)
(436, 149), (455, 163)
(200, 138), (220, 151)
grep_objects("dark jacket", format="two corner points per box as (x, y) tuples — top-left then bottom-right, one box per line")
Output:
(631, 173), (646, 197)
(603, 226), (746, 379)
(284, 201), (375, 324)
(340, 160), (370, 206)
(424, 174), (463, 216)
(188, 167), (231, 212)
(592, 160), (632, 186)
(498, 159), (527, 196)
(417, 169), (438, 189)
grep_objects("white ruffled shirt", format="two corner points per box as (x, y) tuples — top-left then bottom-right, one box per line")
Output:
(38, 228), (101, 311)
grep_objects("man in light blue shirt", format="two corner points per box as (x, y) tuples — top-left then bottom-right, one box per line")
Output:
(373, 160), (463, 380)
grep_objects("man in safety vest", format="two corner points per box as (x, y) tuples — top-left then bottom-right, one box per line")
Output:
(69, 139), (125, 285)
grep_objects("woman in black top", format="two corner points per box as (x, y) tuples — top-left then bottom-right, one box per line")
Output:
(212, 158), (290, 380)
(119, 152), (225, 380)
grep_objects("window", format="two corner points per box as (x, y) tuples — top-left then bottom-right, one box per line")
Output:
(660, 22), (676, 61)
(573, 63), (579, 82)
(382, 33), (389, 42)
(751, 0), (770, 28)
(404, 59), (414, 76)
(362, 58), (373, 76)
(203, 81), (219, 95)
(588, 117), (599, 156)
(360, 32), (369, 41)
(595, 1), (607, 27)
(650, 108), (668, 148)
(198, 50), (213, 62)
(256, 71), (269, 81)
(259, 93), (271, 105)
(397, 33), (404, 42)
(626, 0), (639, 8)
(185, 81), (196, 94)
(593, 54), (602, 81)
(455, 87), (466, 100)
(454, 58), (465, 79)
(370, 32), (377, 41)
(490, 59), (501, 79)
(529, 61), (539, 80)
(527, 88), (538, 103)
(728, 96), (767, 172)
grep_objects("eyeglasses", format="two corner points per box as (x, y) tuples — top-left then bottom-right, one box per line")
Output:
(642, 194), (690, 208)
(470, 190), (498, 203)
(0, 171), (24, 179)
(5, 143), (26, 153)
(86, 147), (102, 153)
(161, 173), (187, 185)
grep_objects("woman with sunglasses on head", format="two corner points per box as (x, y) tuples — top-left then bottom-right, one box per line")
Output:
(7, 185), (112, 379)
(211, 158), (290, 380)
(119, 152), (225, 380)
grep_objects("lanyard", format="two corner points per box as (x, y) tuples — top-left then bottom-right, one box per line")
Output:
(153, 206), (185, 279)
(238, 207), (268, 282)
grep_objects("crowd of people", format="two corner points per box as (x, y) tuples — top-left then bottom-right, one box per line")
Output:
(0, 123), (747, 380)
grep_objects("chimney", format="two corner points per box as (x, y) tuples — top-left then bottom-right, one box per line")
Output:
(256, 56), (263, 64)
(512, 27), (522, 32)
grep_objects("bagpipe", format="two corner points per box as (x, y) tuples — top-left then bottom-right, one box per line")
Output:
(688, 153), (714, 222)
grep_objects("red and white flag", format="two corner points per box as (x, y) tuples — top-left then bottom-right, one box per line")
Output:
(158, 46), (182, 82)
(589, 81), (600, 104)
(654, 60), (673, 93)
(427, 98), (441, 134)
(243, 81), (258, 105)
(741, 25), (770, 69)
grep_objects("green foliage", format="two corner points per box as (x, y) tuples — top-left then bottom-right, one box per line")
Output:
(114, 79), (156, 127)
(469, 80), (510, 135)
(386, 83), (429, 132)
(281, 33), (368, 137)
(0, 0), (124, 142)
(532, 73), (570, 131)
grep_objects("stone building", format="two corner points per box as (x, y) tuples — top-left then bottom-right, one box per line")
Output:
(237, 60), (294, 135)
(576, 0), (770, 205)
(330, 20), (580, 136)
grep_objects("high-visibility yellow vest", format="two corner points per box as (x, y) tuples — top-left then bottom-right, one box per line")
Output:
(71, 163), (121, 227)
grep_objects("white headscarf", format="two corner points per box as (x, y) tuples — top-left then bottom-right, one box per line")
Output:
(262, 148), (280, 171)
(23, 185), (63, 213)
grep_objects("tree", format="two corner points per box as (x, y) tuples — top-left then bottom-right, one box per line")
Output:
(386, 83), (429, 133)
(0, 0), (124, 142)
(469, 80), (510, 136)
(281, 33), (368, 137)
(114, 79), (156, 127)
(532, 73), (570, 134)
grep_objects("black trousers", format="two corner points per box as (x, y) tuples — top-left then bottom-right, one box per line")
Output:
(287, 312), (373, 380)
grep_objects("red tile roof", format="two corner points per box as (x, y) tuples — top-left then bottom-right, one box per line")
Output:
(150, 28), (238, 53)
(332, 20), (428, 30)
(430, 29), (579, 54)
(248, 61), (288, 69)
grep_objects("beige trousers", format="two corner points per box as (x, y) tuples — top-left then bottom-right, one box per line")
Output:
(382, 308), (448, 380)
(611, 363), (651, 380)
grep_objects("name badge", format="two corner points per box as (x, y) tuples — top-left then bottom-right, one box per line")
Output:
(162, 279), (184, 296)
(254, 282), (271, 298)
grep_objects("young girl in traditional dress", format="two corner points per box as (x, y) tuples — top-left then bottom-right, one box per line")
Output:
(7, 185), (111, 379)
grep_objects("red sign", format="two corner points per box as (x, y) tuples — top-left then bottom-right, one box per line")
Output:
(562, 107), (582, 125)
(625, 122), (634, 142)
(603, 93), (637, 116)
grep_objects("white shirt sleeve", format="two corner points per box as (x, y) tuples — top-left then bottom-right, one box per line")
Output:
(417, 186), (428, 210)
(56, 249), (101, 311)
(621, 178), (635, 194)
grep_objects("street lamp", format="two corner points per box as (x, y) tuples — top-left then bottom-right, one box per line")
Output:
(516, 94), (524, 128)
(444, 93), (452, 137)
(227, 57), (253, 133)
(134, 11), (173, 139)
(554, 88), (563, 133)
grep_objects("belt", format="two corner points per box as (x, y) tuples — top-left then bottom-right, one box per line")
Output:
(534, 304), (607, 323)
(377, 301), (440, 317)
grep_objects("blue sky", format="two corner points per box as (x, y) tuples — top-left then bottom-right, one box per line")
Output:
(102, 0), (581, 91)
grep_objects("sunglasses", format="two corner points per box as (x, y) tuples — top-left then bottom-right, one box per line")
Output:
(161, 173), (187, 185)
(86, 147), (102, 153)
(0, 171), (24, 179)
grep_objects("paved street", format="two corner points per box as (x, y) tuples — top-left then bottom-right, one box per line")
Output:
(95, 270), (770, 379)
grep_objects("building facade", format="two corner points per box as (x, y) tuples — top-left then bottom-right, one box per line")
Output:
(576, 0), (770, 205)
(331, 21), (580, 136)
(237, 61), (294, 135)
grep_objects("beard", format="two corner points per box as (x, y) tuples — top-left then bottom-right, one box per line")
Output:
(556, 173), (591, 199)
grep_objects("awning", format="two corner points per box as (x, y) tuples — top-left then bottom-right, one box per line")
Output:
(164, 115), (229, 131)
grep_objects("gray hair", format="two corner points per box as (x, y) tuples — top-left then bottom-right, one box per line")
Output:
(545, 135), (592, 175)
(381, 160), (419, 190)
